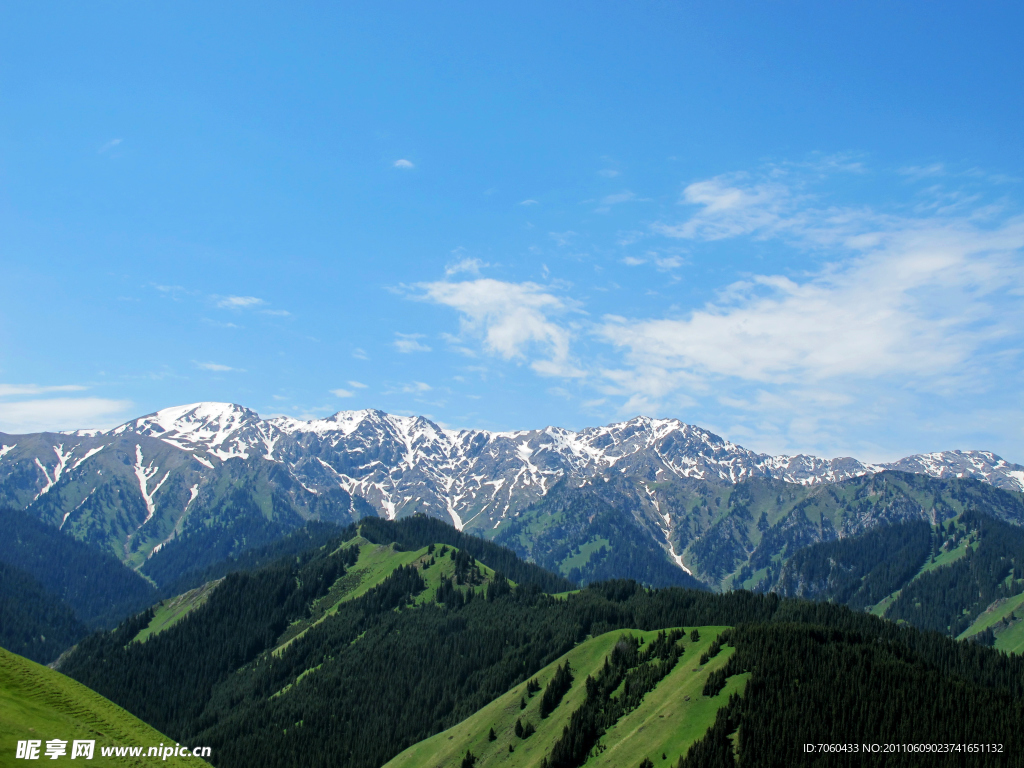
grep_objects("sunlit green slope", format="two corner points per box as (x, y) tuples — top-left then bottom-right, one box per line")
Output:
(384, 626), (744, 768)
(0, 647), (209, 767)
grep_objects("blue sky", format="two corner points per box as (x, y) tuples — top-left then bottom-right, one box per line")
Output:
(1, 2), (1022, 463)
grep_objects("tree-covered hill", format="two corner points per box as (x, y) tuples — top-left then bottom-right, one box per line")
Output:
(774, 508), (1024, 642)
(53, 518), (1024, 768)
(0, 561), (86, 664)
(0, 506), (156, 628)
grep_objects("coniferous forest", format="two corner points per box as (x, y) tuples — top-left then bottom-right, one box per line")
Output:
(54, 516), (1024, 768)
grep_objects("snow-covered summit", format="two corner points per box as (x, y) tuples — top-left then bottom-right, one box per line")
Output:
(26, 402), (1019, 530)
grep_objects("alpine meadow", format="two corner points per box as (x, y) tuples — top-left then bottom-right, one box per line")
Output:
(3, 3), (1024, 768)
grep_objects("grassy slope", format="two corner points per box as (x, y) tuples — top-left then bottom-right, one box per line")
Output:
(863, 538), (975, 617)
(133, 579), (222, 643)
(383, 626), (743, 768)
(957, 591), (1024, 654)
(0, 647), (209, 767)
(274, 540), (505, 656)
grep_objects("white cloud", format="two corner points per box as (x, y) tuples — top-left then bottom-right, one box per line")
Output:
(98, 138), (122, 153)
(385, 381), (432, 395)
(330, 388), (355, 398)
(195, 361), (241, 372)
(598, 169), (619, 178)
(393, 159), (415, 169)
(604, 224), (1023, 391)
(352, 348), (369, 360)
(394, 333), (432, 353)
(0, 384), (86, 397)
(519, 199), (539, 206)
(591, 168), (1024, 454)
(217, 295), (265, 309)
(348, 381), (368, 389)
(654, 255), (685, 270)
(600, 190), (636, 206)
(261, 309), (291, 317)
(418, 278), (584, 377)
(594, 190), (640, 214)
(445, 258), (489, 277)
(0, 398), (134, 434)
(655, 174), (794, 241)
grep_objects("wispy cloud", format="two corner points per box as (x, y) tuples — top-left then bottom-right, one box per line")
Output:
(348, 381), (368, 389)
(216, 295), (265, 309)
(0, 398), (134, 434)
(594, 190), (640, 214)
(420, 161), (1024, 457)
(195, 361), (243, 372)
(330, 388), (355, 398)
(445, 257), (489, 277)
(519, 199), (539, 206)
(352, 348), (369, 360)
(98, 138), (122, 153)
(385, 381), (432, 395)
(393, 159), (415, 169)
(0, 384), (86, 397)
(394, 333), (432, 353)
(417, 278), (584, 377)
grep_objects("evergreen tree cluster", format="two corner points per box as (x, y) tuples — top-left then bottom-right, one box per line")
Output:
(0, 560), (87, 663)
(538, 660), (574, 718)
(886, 508), (1024, 635)
(775, 519), (933, 609)
(55, 519), (1024, 768)
(159, 520), (352, 598)
(679, 622), (1024, 767)
(0, 506), (156, 628)
(541, 631), (685, 768)
(493, 477), (707, 590)
(359, 514), (575, 592)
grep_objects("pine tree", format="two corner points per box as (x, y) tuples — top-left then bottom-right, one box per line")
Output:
(488, 727), (496, 741)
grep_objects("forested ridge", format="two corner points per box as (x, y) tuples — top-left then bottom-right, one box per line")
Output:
(56, 514), (1024, 768)
(359, 514), (576, 593)
(0, 560), (87, 663)
(775, 507), (1024, 638)
(0, 505), (156, 627)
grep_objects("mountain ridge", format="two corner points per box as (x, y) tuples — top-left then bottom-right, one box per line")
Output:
(2, 402), (1022, 586)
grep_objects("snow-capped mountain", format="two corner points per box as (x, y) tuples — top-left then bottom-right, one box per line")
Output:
(1, 402), (1022, 578)
(103, 403), (1024, 524)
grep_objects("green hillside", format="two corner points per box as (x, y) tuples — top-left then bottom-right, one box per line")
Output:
(133, 579), (222, 643)
(273, 539), (508, 654)
(493, 471), (1024, 591)
(0, 646), (209, 767)
(384, 627), (745, 768)
(958, 591), (1024, 654)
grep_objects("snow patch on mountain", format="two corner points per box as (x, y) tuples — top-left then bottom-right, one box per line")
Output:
(32, 444), (74, 501)
(133, 445), (169, 525)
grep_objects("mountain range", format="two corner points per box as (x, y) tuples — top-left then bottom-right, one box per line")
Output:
(1, 402), (1023, 589)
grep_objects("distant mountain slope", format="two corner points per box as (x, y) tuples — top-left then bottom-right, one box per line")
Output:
(774, 507), (1024, 643)
(2, 403), (1022, 590)
(0, 646), (210, 767)
(0, 507), (156, 627)
(0, 562), (86, 664)
(2, 403), (1015, 573)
